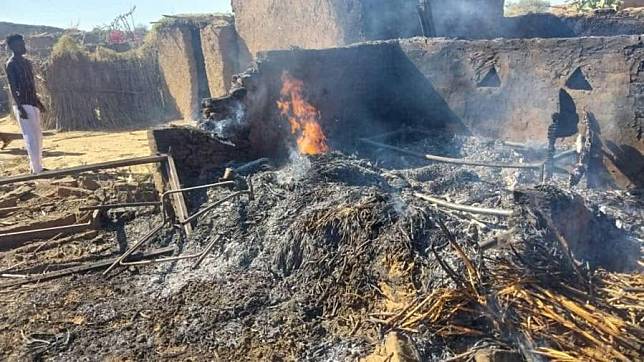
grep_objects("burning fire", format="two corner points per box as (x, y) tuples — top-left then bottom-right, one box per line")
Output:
(277, 71), (329, 155)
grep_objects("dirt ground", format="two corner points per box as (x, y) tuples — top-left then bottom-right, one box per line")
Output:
(0, 115), (193, 177)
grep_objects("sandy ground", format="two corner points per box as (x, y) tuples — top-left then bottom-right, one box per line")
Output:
(0, 115), (185, 177)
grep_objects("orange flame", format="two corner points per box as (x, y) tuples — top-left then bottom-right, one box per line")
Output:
(277, 71), (329, 155)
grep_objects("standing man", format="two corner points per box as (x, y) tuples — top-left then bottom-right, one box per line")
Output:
(5, 34), (46, 173)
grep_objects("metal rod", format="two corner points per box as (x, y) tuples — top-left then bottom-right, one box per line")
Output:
(1, 247), (175, 288)
(364, 128), (420, 141)
(160, 181), (236, 224)
(234, 158), (270, 175)
(163, 181), (235, 196)
(0, 154), (168, 186)
(193, 236), (220, 268)
(121, 253), (201, 266)
(105, 179), (254, 274)
(120, 235), (220, 268)
(79, 202), (161, 212)
(102, 223), (165, 276)
(359, 138), (543, 170)
(180, 191), (250, 225)
(554, 149), (577, 161)
(105, 191), (247, 274)
(414, 192), (514, 217)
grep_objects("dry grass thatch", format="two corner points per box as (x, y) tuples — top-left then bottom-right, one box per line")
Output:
(42, 34), (178, 130)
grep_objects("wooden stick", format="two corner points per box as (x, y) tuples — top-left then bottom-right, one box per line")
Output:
(359, 138), (543, 169)
(0, 211), (99, 250)
(414, 192), (514, 217)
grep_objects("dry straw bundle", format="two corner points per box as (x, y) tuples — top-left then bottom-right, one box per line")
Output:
(377, 219), (643, 361)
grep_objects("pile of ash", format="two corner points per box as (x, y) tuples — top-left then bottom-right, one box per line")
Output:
(142, 144), (640, 360)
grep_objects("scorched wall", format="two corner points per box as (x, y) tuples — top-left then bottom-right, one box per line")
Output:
(232, 36), (643, 186)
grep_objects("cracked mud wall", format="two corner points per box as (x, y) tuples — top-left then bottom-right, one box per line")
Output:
(230, 42), (467, 160)
(504, 10), (644, 38)
(157, 16), (242, 119)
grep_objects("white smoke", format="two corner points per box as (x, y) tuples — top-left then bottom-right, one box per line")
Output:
(199, 101), (247, 140)
(277, 148), (312, 185)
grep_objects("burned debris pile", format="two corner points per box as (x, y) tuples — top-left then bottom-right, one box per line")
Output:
(0, 126), (641, 360)
(155, 131), (641, 360)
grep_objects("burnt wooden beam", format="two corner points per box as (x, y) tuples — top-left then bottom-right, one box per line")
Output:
(0, 211), (100, 251)
(147, 130), (169, 196)
(165, 154), (193, 236)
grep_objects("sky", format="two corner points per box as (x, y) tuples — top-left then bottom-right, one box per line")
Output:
(0, 0), (233, 30)
(0, 0), (570, 31)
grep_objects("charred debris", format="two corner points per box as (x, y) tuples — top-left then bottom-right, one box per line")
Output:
(1, 116), (641, 360)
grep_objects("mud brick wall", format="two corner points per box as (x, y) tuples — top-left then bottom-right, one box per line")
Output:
(231, 0), (421, 61)
(149, 127), (253, 187)
(157, 26), (200, 121)
(401, 36), (643, 187)
(234, 42), (467, 160)
(399, 36), (643, 150)
(200, 19), (240, 98)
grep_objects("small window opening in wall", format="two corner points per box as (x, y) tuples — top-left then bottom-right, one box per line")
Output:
(477, 67), (501, 88)
(565, 67), (592, 91)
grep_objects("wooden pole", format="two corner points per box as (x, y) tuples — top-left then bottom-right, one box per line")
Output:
(359, 138), (543, 170)
(414, 192), (514, 217)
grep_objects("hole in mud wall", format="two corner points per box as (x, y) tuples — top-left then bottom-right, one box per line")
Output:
(191, 27), (211, 101)
(557, 89), (580, 137)
(565, 67), (592, 91)
(244, 43), (467, 159)
(477, 66), (501, 88)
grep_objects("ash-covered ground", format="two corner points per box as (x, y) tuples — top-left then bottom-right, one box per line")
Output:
(1, 131), (641, 361)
